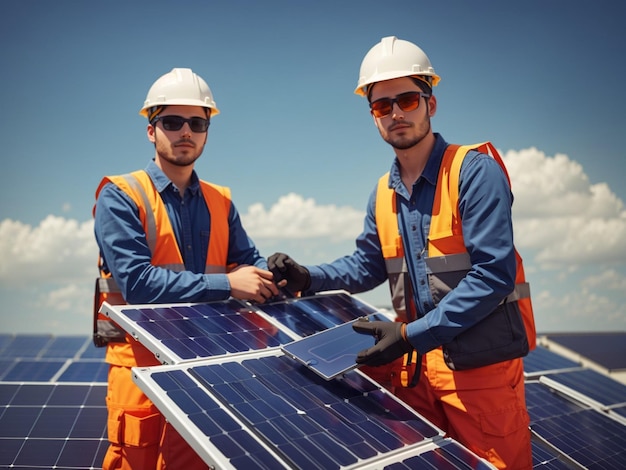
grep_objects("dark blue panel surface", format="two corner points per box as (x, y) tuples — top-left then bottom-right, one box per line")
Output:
(58, 360), (109, 383)
(0, 383), (108, 468)
(546, 332), (626, 371)
(116, 299), (293, 361)
(2, 359), (66, 381)
(261, 292), (379, 337)
(43, 336), (91, 358)
(148, 354), (440, 469)
(543, 369), (626, 407)
(523, 346), (581, 375)
(526, 382), (626, 469)
(282, 314), (389, 380)
(386, 440), (494, 469)
(0, 335), (53, 358)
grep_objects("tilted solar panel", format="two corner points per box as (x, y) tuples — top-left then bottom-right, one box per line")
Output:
(100, 299), (296, 365)
(260, 291), (385, 337)
(281, 314), (390, 381)
(540, 368), (626, 410)
(526, 380), (626, 468)
(522, 345), (583, 378)
(133, 349), (497, 469)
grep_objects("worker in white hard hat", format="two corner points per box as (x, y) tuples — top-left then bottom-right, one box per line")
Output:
(269, 37), (535, 469)
(94, 68), (281, 469)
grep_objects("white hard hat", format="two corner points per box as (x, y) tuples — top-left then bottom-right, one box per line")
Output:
(354, 36), (441, 96)
(139, 68), (220, 117)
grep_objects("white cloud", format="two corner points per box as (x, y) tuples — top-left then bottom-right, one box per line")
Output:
(503, 148), (626, 266)
(580, 268), (626, 292)
(0, 216), (98, 285)
(242, 192), (364, 241)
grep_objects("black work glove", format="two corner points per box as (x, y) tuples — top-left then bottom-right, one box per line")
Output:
(267, 252), (311, 292)
(352, 319), (413, 366)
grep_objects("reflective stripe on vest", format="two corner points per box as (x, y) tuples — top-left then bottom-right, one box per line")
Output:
(375, 143), (536, 349)
(93, 170), (232, 345)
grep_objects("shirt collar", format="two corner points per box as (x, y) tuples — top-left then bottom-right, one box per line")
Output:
(145, 160), (201, 195)
(388, 133), (449, 190)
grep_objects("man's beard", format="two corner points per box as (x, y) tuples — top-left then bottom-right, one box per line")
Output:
(383, 119), (431, 150)
(156, 138), (203, 167)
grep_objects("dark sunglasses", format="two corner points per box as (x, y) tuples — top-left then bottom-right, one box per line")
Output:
(370, 92), (430, 118)
(152, 115), (210, 133)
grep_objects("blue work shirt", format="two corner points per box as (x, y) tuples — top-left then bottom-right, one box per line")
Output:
(94, 160), (267, 304)
(306, 133), (516, 354)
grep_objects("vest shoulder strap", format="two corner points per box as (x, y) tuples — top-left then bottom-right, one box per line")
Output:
(375, 173), (403, 258)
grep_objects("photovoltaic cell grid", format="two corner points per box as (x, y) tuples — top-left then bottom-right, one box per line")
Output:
(260, 292), (382, 337)
(100, 298), (296, 365)
(0, 383), (108, 469)
(1, 296), (624, 469)
(0, 334), (108, 469)
(133, 350), (494, 469)
(282, 314), (390, 381)
(100, 292), (387, 366)
(0, 335), (107, 384)
(523, 346), (626, 468)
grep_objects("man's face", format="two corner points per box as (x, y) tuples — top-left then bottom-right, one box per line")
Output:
(147, 105), (209, 167)
(369, 77), (436, 150)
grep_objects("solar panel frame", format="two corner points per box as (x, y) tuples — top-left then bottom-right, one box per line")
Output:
(540, 369), (626, 411)
(100, 299), (298, 365)
(131, 348), (486, 470)
(526, 380), (626, 467)
(281, 314), (391, 381)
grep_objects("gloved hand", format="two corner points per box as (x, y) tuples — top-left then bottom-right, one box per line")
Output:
(267, 252), (311, 292)
(352, 319), (413, 366)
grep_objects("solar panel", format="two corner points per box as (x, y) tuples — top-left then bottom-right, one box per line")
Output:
(523, 345), (583, 378)
(132, 349), (502, 469)
(540, 369), (626, 411)
(1, 295), (624, 470)
(281, 314), (390, 380)
(545, 332), (626, 371)
(0, 335), (108, 470)
(100, 299), (296, 365)
(260, 291), (384, 337)
(526, 380), (626, 468)
(0, 383), (108, 468)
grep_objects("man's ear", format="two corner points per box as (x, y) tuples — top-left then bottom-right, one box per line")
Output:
(427, 95), (437, 117)
(147, 124), (156, 143)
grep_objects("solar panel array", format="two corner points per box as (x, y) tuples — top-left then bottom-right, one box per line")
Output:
(0, 335), (108, 469)
(523, 346), (626, 469)
(1, 293), (625, 469)
(134, 351), (493, 469)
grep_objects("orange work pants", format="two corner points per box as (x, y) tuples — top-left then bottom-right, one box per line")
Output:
(103, 365), (208, 470)
(362, 348), (532, 470)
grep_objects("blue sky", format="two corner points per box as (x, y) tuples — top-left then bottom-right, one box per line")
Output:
(1, 0), (625, 335)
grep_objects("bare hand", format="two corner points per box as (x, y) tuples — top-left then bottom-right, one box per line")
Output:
(227, 265), (280, 303)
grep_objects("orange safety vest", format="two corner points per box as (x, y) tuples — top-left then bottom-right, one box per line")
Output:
(92, 170), (232, 365)
(376, 143), (536, 371)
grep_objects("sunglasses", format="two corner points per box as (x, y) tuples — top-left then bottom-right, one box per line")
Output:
(152, 115), (210, 133)
(370, 92), (430, 118)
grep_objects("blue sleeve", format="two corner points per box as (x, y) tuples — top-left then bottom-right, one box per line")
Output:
(94, 183), (231, 304)
(227, 201), (268, 270)
(406, 153), (517, 352)
(306, 188), (388, 294)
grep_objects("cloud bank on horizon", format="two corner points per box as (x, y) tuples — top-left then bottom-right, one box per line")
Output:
(1, 147), (625, 335)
